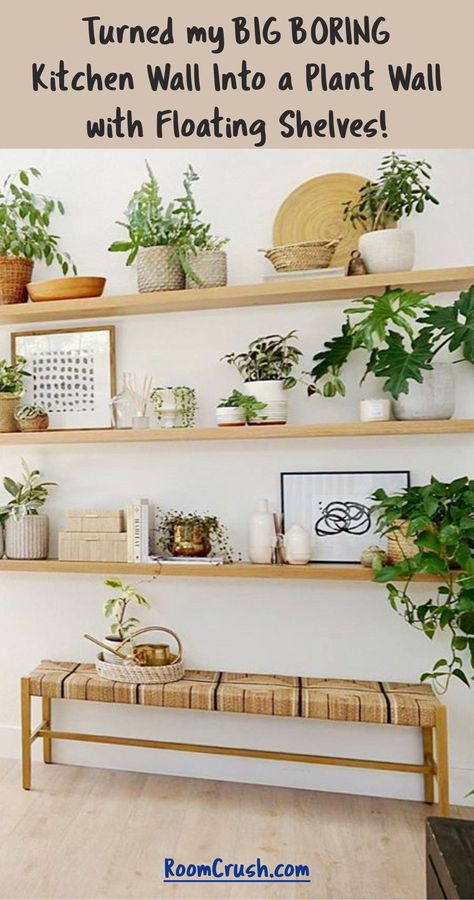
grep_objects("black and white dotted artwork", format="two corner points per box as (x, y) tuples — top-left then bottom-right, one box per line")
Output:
(14, 328), (114, 429)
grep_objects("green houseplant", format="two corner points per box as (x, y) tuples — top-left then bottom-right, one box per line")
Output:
(371, 476), (474, 691)
(222, 331), (302, 424)
(102, 577), (150, 655)
(150, 386), (197, 428)
(216, 389), (267, 427)
(343, 152), (439, 273)
(307, 285), (474, 418)
(15, 403), (49, 433)
(0, 168), (76, 304)
(0, 356), (30, 433)
(155, 510), (233, 562)
(0, 459), (56, 560)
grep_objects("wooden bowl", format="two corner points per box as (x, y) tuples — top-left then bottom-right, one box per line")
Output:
(27, 277), (106, 302)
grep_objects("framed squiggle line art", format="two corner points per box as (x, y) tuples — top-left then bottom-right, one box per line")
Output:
(281, 470), (410, 564)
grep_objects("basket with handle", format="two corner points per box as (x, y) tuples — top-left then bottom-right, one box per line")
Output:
(261, 238), (341, 272)
(95, 626), (185, 684)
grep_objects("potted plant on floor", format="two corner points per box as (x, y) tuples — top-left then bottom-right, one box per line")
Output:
(0, 168), (76, 304)
(216, 390), (267, 426)
(222, 331), (302, 424)
(0, 356), (30, 433)
(371, 476), (474, 691)
(102, 577), (150, 660)
(155, 510), (233, 562)
(343, 152), (439, 273)
(307, 285), (474, 420)
(0, 460), (56, 560)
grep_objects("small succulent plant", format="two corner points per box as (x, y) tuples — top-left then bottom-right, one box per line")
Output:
(15, 404), (47, 421)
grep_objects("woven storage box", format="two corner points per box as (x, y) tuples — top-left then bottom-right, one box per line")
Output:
(387, 519), (419, 564)
(66, 510), (124, 533)
(263, 239), (340, 273)
(0, 257), (34, 304)
(137, 246), (184, 293)
(59, 531), (127, 562)
(17, 413), (49, 432)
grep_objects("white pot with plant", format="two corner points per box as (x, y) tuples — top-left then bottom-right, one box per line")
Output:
(216, 390), (267, 427)
(221, 331), (302, 424)
(0, 168), (76, 305)
(0, 460), (56, 560)
(151, 386), (197, 428)
(0, 357), (30, 433)
(102, 577), (151, 661)
(343, 152), (439, 274)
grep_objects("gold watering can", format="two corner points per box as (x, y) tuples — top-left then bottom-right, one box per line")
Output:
(84, 626), (183, 668)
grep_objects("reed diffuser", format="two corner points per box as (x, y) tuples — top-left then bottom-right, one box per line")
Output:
(125, 374), (152, 429)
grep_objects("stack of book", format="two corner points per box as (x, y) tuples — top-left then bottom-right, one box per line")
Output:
(126, 499), (151, 563)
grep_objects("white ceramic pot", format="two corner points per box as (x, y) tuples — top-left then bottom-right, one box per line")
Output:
(284, 525), (311, 565)
(249, 499), (275, 564)
(244, 380), (288, 424)
(137, 247), (185, 293)
(359, 229), (415, 274)
(5, 514), (49, 560)
(392, 364), (455, 421)
(216, 407), (245, 427)
(102, 636), (127, 664)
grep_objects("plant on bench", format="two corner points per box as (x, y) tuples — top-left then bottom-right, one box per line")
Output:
(102, 577), (150, 660)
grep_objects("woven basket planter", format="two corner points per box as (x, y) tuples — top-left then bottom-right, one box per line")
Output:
(96, 653), (184, 684)
(0, 257), (34, 304)
(16, 413), (50, 432)
(0, 395), (20, 433)
(263, 239), (340, 272)
(386, 520), (419, 564)
(137, 247), (184, 293)
(186, 250), (228, 289)
(5, 514), (49, 560)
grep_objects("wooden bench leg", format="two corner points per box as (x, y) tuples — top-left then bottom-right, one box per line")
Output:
(434, 706), (449, 816)
(20, 678), (31, 791)
(422, 726), (435, 804)
(42, 696), (52, 764)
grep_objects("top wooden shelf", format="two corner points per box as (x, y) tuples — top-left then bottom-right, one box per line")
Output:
(1, 267), (473, 326)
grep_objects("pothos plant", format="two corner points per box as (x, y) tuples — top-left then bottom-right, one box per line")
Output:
(0, 168), (77, 273)
(0, 356), (29, 395)
(155, 510), (234, 563)
(343, 152), (439, 232)
(0, 459), (56, 522)
(307, 285), (474, 400)
(371, 476), (474, 691)
(150, 386), (197, 428)
(217, 390), (267, 423)
(222, 331), (302, 389)
(103, 577), (150, 641)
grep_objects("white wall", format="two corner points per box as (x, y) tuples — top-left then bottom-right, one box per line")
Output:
(1, 148), (473, 805)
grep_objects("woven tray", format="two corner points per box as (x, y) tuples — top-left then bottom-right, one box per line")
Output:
(96, 652), (185, 684)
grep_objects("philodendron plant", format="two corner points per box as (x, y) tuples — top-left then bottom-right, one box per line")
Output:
(0, 357), (29, 395)
(371, 476), (474, 691)
(0, 459), (56, 522)
(103, 577), (150, 641)
(307, 285), (474, 400)
(222, 331), (302, 388)
(217, 390), (267, 423)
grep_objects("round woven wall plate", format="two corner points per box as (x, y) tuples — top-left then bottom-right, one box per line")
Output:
(273, 172), (370, 268)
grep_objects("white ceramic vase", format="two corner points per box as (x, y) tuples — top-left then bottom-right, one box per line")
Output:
(5, 514), (49, 560)
(359, 229), (415, 274)
(284, 525), (311, 565)
(392, 363), (455, 421)
(249, 499), (275, 564)
(216, 407), (245, 427)
(244, 380), (288, 424)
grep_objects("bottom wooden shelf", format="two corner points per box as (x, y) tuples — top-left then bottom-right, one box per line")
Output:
(0, 559), (441, 582)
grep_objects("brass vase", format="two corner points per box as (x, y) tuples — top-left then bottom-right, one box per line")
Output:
(169, 522), (211, 558)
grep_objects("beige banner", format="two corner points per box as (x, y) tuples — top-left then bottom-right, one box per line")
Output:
(1, 0), (472, 147)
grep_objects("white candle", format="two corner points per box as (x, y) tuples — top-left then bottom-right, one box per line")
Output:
(359, 398), (391, 422)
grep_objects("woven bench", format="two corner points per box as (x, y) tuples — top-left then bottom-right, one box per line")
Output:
(21, 661), (449, 815)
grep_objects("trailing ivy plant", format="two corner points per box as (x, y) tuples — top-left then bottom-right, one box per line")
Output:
(0, 356), (29, 395)
(0, 459), (56, 522)
(371, 476), (474, 691)
(155, 510), (234, 563)
(0, 169), (77, 273)
(103, 577), (150, 641)
(343, 152), (439, 231)
(222, 331), (302, 389)
(150, 386), (197, 428)
(218, 390), (267, 423)
(307, 285), (474, 400)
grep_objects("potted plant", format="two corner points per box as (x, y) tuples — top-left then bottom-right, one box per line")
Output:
(151, 386), (197, 428)
(221, 330), (302, 424)
(155, 510), (233, 561)
(371, 476), (474, 691)
(102, 577), (150, 660)
(216, 390), (267, 426)
(15, 403), (49, 433)
(0, 356), (30, 433)
(0, 460), (56, 560)
(307, 285), (474, 419)
(343, 152), (439, 273)
(0, 168), (76, 304)
(178, 166), (229, 289)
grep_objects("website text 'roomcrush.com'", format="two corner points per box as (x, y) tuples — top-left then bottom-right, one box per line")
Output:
(163, 857), (311, 884)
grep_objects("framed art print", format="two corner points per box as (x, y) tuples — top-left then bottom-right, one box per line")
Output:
(12, 326), (116, 430)
(281, 470), (410, 564)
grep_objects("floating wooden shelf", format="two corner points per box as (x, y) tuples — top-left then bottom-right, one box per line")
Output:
(0, 559), (441, 582)
(0, 267), (472, 325)
(1, 419), (474, 445)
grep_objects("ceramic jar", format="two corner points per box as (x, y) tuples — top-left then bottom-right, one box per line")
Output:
(5, 514), (49, 560)
(284, 525), (311, 565)
(216, 406), (245, 426)
(244, 380), (287, 425)
(359, 229), (415, 274)
(249, 499), (275, 564)
(393, 364), (455, 421)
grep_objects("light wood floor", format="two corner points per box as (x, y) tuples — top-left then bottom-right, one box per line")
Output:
(0, 759), (472, 900)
